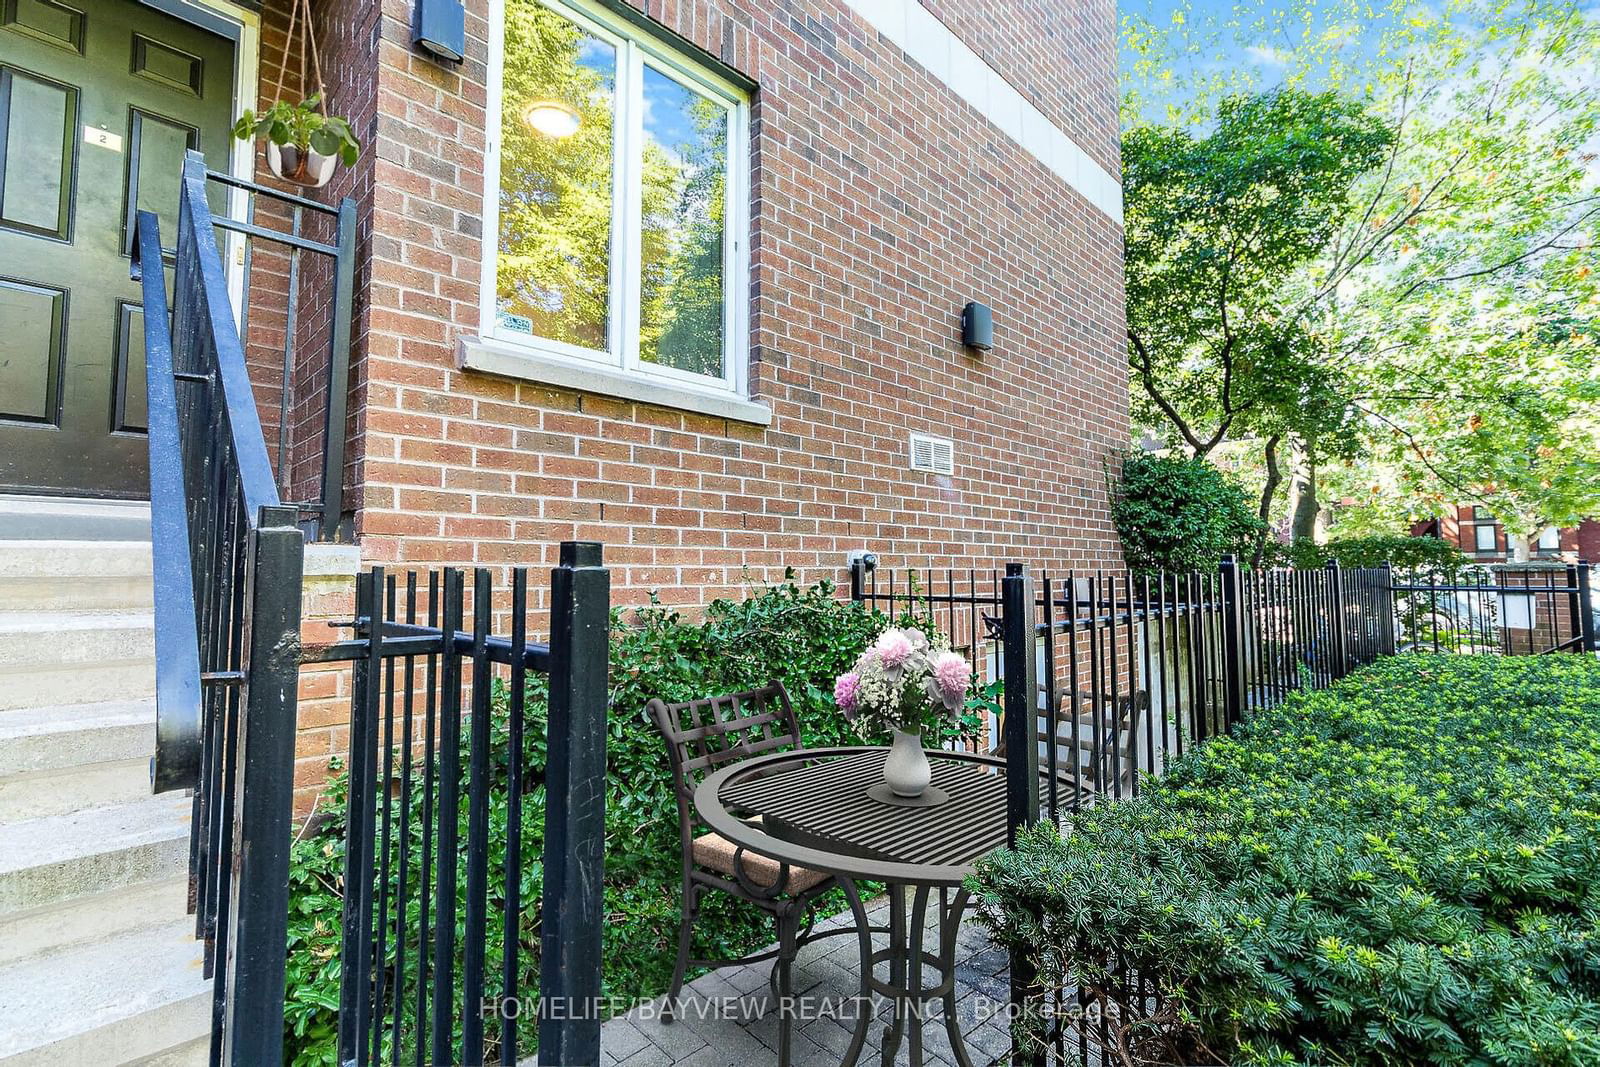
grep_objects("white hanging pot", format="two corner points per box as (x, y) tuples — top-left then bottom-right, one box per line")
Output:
(267, 141), (338, 188)
(883, 728), (931, 798)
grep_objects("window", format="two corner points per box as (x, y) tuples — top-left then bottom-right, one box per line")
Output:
(1474, 520), (1497, 553)
(1537, 527), (1561, 553)
(481, 0), (748, 398)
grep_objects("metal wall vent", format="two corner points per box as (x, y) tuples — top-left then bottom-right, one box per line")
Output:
(909, 432), (955, 476)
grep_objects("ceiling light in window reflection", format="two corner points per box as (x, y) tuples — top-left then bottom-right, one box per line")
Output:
(523, 100), (582, 138)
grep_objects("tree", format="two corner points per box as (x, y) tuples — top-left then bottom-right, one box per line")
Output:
(1123, 88), (1391, 529)
(1122, 0), (1600, 551)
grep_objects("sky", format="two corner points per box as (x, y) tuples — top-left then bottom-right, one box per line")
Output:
(1118, 0), (1397, 123)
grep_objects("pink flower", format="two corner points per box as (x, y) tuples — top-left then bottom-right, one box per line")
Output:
(874, 629), (915, 669)
(932, 652), (969, 702)
(834, 671), (861, 718)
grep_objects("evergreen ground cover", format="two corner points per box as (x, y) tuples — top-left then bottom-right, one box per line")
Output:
(975, 654), (1600, 1065)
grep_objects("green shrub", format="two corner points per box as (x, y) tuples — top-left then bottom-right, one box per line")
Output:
(284, 575), (984, 1064)
(973, 654), (1600, 1065)
(1113, 451), (1265, 573)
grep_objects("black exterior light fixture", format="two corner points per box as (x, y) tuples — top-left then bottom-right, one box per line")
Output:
(962, 301), (993, 351)
(413, 0), (465, 62)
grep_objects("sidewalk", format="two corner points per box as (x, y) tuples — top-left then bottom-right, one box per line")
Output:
(591, 895), (1015, 1067)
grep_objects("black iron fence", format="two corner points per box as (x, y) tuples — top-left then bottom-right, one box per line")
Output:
(204, 164), (355, 542)
(139, 154), (612, 1066)
(1389, 562), (1597, 655)
(300, 553), (610, 1067)
(850, 553), (1593, 1066)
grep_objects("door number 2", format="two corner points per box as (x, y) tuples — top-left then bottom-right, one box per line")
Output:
(84, 126), (124, 152)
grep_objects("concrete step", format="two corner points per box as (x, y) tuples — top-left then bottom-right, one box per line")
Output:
(0, 698), (155, 776)
(0, 540), (152, 612)
(0, 794), (190, 917)
(0, 874), (189, 966)
(0, 917), (209, 1065)
(125, 1036), (209, 1066)
(0, 496), (151, 542)
(0, 758), (152, 823)
(0, 697), (156, 825)
(0, 612), (155, 711)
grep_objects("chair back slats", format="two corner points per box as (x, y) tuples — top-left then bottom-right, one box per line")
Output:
(647, 682), (801, 813)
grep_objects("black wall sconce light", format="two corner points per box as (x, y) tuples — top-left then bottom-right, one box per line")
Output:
(962, 301), (993, 351)
(413, 0), (465, 63)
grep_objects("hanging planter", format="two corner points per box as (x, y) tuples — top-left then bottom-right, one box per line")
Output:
(238, 96), (357, 188)
(232, 0), (358, 189)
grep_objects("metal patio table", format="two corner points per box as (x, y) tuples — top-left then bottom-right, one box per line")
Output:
(695, 745), (1072, 1067)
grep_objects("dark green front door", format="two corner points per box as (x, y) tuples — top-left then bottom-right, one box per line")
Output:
(0, 0), (234, 497)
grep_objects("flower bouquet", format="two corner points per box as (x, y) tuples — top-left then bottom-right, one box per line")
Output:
(833, 627), (971, 798)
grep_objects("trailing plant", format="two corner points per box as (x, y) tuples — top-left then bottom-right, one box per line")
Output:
(283, 575), (983, 1064)
(233, 95), (359, 164)
(1112, 451), (1265, 573)
(973, 654), (1600, 1065)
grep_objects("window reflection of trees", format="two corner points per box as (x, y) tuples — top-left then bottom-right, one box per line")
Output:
(497, 1), (615, 349)
(639, 69), (727, 378)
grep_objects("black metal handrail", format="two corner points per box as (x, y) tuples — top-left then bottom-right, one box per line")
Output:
(134, 151), (307, 1066)
(133, 208), (202, 794)
(207, 163), (355, 541)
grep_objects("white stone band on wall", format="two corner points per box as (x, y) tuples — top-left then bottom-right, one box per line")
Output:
(839, 0), (1124, 226)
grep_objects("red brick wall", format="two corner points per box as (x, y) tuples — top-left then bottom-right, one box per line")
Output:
(918, 0), (1120, 175)
(324, 0), (1128, 609)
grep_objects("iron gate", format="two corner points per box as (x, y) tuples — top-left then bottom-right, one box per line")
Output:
(137, 153), (613, 1066)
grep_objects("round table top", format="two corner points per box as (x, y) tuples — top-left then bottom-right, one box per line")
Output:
(693, 745), (1016, 886)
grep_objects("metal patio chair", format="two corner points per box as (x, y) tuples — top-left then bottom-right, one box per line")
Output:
(647, 682), (855, 1060)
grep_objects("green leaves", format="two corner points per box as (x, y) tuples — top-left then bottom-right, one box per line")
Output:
(973, 655), (1600, 1064)
(1124, 88), (1390, 455)
(232, 96), (360, 164)
(1113, 451), (1266, 572)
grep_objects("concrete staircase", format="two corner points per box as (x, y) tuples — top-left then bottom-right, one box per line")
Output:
(0, 498), (210, 1066)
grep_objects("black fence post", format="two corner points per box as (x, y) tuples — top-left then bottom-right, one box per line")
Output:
(1000, 560), (1043, 1067)
(1576, 561), (1597, 654)
(1218, 555), (1246, 730)
(1379, 562), (1398, 657)
(1001, 563), (1039, 841)
(540, 542), (611, 1067)
(219, 504), (303, 1066)
(318, 195), (357, 542)
(849, 556), (865, 603)
(1326, 559), (1349, 679)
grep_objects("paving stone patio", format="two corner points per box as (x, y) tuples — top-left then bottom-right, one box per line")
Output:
(590, 894), (1015, 1067)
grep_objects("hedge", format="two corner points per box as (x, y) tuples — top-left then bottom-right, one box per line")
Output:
(1272, 533), (1469, 575)
(1112, 452), (1265, 573)
(973, 654), (1600, 1065)
(283, 576), (986, 1064)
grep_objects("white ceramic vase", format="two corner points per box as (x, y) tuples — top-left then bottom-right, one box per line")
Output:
(883, 727), (930, 797)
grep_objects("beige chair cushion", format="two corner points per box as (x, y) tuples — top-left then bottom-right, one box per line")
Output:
(692, 831), (830, 894)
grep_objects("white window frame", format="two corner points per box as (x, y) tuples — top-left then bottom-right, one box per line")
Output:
(477, 0), (751, 403)
(1474, 521), (1497, 553)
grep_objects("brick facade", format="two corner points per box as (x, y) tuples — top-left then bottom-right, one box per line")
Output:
(240, 0), (1129, 809)
(248, 0), (1126, 613)
(1413, 506), (1600, 564)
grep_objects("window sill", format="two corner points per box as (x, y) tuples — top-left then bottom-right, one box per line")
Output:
(459, 337), (772, 427)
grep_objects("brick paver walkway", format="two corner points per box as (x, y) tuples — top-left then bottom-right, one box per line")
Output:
(588, 894), (1015, 1067)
